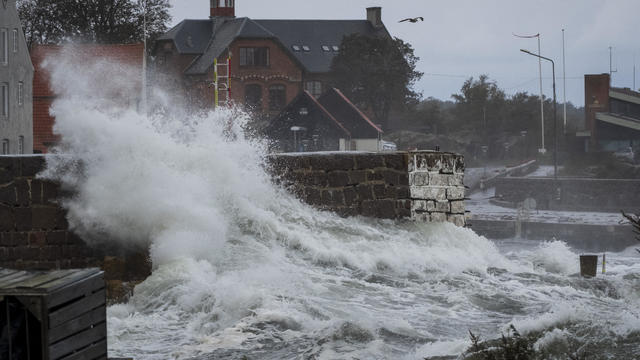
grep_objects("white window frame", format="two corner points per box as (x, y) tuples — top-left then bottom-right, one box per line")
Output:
(1, 83), (8, 119)
(12, 29), (18, 53)
(17, 81), (23, 106)
(18, 136), (24, 154)
(305, 81), (322, 98)
(2, 139), (9, 155)
(0, 28), (7, 65)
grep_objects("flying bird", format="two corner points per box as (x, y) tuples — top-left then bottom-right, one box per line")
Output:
(399, 17), (424, 23)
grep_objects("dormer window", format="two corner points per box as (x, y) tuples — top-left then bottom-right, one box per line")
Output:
(302, 45), (310, 52)
(292, 45), (301, 52)
(321, 45), (330, 52)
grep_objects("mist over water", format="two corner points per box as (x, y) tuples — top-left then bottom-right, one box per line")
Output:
(41, 49), (640, 359)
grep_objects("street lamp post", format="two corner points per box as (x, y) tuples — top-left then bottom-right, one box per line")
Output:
(520, 49), (557, 180)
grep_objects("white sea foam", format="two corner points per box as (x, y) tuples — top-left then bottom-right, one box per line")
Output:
(529, 240), (579, 274)
(40, 47), (640, 359)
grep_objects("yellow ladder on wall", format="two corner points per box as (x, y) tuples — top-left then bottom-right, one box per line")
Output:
(214, 55), (232, 108)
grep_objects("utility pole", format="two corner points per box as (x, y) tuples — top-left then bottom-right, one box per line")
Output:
(537, 35), (545, 153)
(141, 0), (148, 114)
(609, 46), (617, 81)
(562, 29), (567, 134)
(513, 32), (545, 153)
(521, 49), (558, 179)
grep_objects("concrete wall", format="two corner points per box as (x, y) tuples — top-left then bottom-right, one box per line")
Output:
(0, 0), (33, 154)
(471, 219), (636, 252)
(493, 177), (640, 212)
(268, 150), (466, 225)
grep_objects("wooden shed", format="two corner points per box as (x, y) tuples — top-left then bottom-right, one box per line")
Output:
(0, 268), (106, 360)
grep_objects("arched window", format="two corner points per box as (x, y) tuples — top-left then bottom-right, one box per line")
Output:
(269, 85), (286, 111)
(245, 84), (262, 110)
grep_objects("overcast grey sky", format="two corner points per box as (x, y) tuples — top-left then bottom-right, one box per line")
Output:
(168, 0), (639, 107)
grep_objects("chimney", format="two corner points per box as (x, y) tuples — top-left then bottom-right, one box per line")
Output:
(367, 7), (382, 28)
(210, 0), (235, 18)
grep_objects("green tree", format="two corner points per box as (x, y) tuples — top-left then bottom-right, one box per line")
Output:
(451, 75), (506, 132)
(330, 34), (423, 130)
(17, 0), (170, 47)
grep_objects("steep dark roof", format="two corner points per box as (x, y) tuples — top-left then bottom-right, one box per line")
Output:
(318, 88), (383, 138)
(254, 20), (389, 73)
(157, 19), (213, 54)
(268, 90), (351, 137)
(268, 88), (382, 140)
(158, 17), (390, 75)
(185, 17), (275, 75)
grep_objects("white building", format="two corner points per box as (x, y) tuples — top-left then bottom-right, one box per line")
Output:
(0, 0), (33, 154)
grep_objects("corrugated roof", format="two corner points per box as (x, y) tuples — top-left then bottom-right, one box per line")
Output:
(610, 87), (640, 105)
(596, 112), (640, 131)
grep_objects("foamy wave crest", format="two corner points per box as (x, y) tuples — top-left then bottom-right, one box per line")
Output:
(529, 240), (579, 274)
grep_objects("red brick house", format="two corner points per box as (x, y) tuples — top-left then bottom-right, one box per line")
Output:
(153, 1), (391, 118)
(583, 73), (640, 153)
(31, 44), (144, 153)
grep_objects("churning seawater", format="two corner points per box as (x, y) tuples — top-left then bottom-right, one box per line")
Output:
(39, 48), (640, 360)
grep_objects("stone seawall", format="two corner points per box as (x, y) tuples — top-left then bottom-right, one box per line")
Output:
(1, 151), (466, 300)
(0, 156), (100, 269)
(268, 151), (466, 225)
(494, 177), (640, 212)
(0, 156), (150, 302)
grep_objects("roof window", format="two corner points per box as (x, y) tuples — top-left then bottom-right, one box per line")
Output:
(332, 46), (340, 52)
(321, 45), (330, 52)
(302, 45), (310, 52)
(292, 45), (301, 51)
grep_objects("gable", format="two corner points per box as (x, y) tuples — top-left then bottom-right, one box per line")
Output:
(0, 0), (34, 73)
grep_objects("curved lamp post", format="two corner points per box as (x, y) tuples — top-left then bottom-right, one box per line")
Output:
(520, 49), (557, 180)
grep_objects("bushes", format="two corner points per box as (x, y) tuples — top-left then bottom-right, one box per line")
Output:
(621, 211), (640, 243)
(464, 325), (535, 360)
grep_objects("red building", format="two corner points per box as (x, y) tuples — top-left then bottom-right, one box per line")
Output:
(583, 73), (640, 153)
(153, 1), (390, 118)
(31, 44), (144, 153)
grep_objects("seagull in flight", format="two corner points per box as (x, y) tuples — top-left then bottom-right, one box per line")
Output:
(399, 17), (424, 23)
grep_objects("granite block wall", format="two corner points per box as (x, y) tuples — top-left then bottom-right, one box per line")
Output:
(268, 151), (466, 225)
(408, 152), (466, 226)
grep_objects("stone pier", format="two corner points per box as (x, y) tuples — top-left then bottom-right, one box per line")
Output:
(268, 150), (466, 225)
